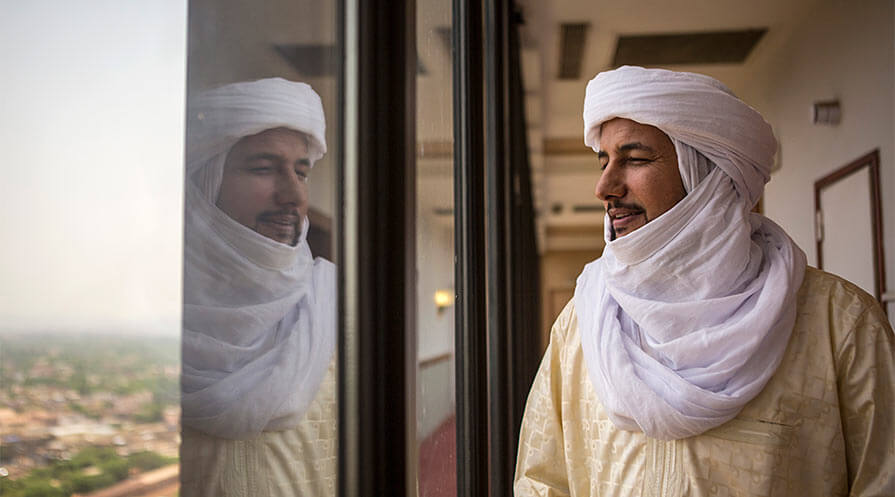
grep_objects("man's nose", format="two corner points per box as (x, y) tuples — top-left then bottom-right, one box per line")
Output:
(275, 170), (305, 205)
(594, 163), (624, 201)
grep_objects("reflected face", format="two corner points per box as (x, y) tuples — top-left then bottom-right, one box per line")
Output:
(595, 118), (685, 239)
(216, 127), (311, 246)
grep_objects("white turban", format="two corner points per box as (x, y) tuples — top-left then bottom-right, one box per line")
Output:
(181, 78), (335, 439)
(186, 77), (327, 203)
(575, 66), (806, 439)
(584, 65), (774, 208)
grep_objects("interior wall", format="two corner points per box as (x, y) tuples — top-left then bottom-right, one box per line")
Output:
(416, 213), (455, 360)
(416, 170), (456, 439)
(744, 0), (894, 321)
(539, 249), (602, 351)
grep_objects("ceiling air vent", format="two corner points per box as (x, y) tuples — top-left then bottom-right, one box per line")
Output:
(275, 44), (336, 77)
(558, 23), (590, 80)
(612, 29), (767, 67)
(277, 43), (429, 76)
(436, 26), (452, 54)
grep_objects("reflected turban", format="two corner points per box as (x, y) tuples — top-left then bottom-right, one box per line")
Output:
(186, 78), (327, 203)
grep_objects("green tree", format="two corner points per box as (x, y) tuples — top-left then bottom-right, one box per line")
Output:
(134, 402), (164, 423)
(21, 481), (64, 497)
(70, 446), (117, 470)
(100, 458), (130, 481)
(0, 478), (26, 497)
(128, 451), (175, 471)
(70, 473), (115, 494)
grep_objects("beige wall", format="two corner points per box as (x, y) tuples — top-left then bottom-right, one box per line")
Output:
(743, 0), (894, 322)
(539, 249), (602, 352)
(415, 168), (456, 439)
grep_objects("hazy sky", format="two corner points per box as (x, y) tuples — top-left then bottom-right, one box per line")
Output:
(0, 0), (187, 334)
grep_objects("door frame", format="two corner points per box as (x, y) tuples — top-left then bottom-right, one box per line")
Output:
(814, 149), (887, 311)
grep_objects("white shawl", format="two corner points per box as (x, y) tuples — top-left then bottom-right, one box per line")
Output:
(181, 78), (335, 439)
(576, 66), (806, 440)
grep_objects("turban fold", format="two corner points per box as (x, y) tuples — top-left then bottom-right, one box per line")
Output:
(187, 77), (326, 166)
(575, 66), (806, 440)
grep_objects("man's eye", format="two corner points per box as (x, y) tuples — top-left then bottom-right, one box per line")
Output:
(249, 166), (272, 174)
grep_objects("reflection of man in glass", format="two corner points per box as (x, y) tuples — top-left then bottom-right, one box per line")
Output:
(180, 78), (336, 496)
(217, 127), (314, 246)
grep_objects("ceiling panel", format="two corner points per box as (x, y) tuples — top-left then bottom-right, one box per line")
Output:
(612, 29), (767, 66)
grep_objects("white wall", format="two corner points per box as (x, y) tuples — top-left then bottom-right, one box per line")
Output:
(745, 0), (894, 321)
(415, 167), (456, 439)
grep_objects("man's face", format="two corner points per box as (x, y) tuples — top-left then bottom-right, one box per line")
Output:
(595, 118), (686, 239)
(216, 127), (311, 246)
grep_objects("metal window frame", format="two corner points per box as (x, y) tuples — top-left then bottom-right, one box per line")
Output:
(339, 0), (417, 495)
(506, 4), (542, 460)
(339, 0), (540, 494)
(456, 0), (539, 495)
(453, 0), (489, 494)
(484, 0), (515, 494)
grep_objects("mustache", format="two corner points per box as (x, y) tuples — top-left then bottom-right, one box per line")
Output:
(606, 201), (644, 213)
(258, 209), (301, 219)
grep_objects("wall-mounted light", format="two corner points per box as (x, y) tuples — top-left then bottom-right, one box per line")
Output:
(434, 289), (453, 315)
(812, 100), (841, 126)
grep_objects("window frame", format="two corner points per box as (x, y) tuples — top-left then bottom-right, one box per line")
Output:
(339, 0), (540, 495)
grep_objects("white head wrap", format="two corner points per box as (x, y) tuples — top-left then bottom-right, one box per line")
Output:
(575, 66), (807, 440)
(181, 78), (335, 439)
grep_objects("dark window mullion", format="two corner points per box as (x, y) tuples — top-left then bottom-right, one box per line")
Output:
(453, 0), (488, 494)
(341, 0), (417, 495)
(485, 0), (514, 496)
(506, 5), (542, 458)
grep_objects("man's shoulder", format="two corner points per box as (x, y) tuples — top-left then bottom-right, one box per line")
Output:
(796, 266), (889, 337)
(548, 297), (580, 345)
(799, 267), (880, 309)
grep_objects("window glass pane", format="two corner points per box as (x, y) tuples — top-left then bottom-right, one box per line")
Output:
(416, 0), (456, 495)
(0, 1), (186, 495)
(180, 0), (340, 495)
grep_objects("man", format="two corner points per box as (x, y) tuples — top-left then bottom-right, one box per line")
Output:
(179, 78), (336, 497)
(514, 66), (894, 496)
